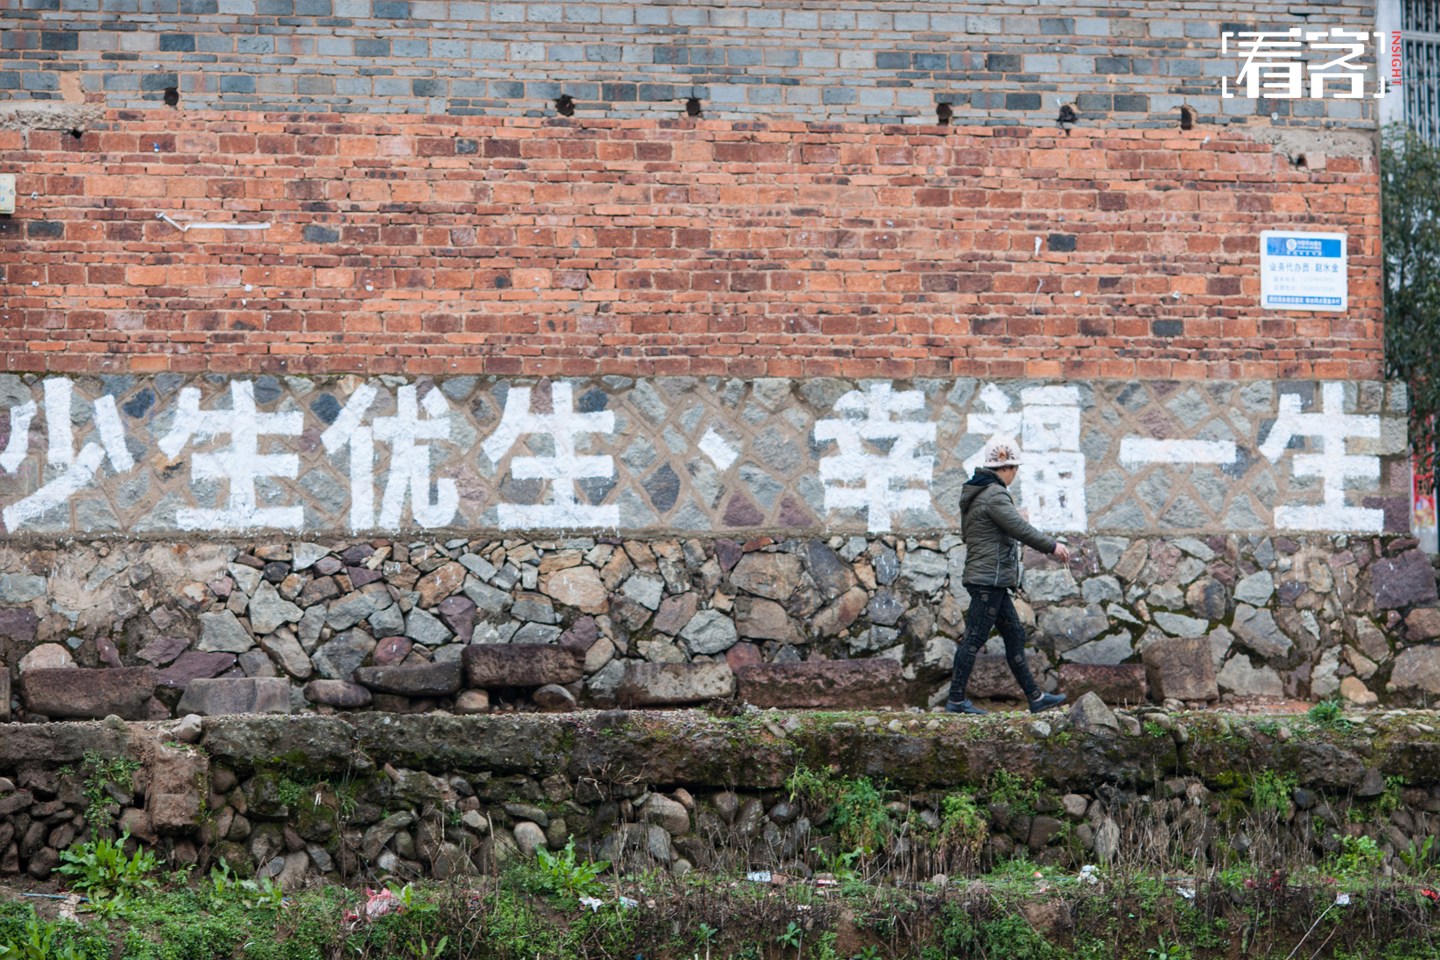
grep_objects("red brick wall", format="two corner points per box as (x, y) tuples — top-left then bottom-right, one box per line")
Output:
(0, 112), (1382, 380)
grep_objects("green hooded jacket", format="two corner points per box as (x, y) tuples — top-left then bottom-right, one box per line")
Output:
(959, 469), (1058, 589)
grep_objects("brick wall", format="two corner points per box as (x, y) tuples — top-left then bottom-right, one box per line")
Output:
(0, 114), (1383, 379)
(0, 0), (1379, 127)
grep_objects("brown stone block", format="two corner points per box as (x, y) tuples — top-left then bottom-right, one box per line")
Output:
(462, 643), (582, 689)
(967, 654), (1047, 700)
(1058, 663), (1149, 706)
(618, 663), (735, 707)
(21, 666), (157, 720)
(735, 659), (903, 709)
(1141, 636), (1219, 702)
(354, 661), (461, 697)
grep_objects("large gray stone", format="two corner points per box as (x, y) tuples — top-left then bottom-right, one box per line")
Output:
(1387, 645), (1440, 696)
(1153, 612), (1208, 638)
(1060, 632), (1134, 666)
(198, 611), (254, 654)
(405, 608), (453, 646)
(1232, 605), (1293, 659)
(735, 659), (903, 709)
(22, 667), (157, 720)
(176, 677), (291, 716)
(312, 630), (376, 681)
(1216, 655), (1284, 697)
(900, 549), (948, 593)
(803, 539), (856, 599)
(679, 609), (739, 655)
(325, 588), (389, 631)
(618, 662), (735, 706)
(622, 574), (664, 610)
(1067, 691), (1120, 733)
(1025, 568), (1079, 601)
(259, 631), (312, 680)
(1038, 605), (1109, 652)
(1234, 571), (1274, 606)
(463, 643), (583, 688)
(354, 661), (462, 697)
(249, 581), (303, 635)
(1141, 636), (1219, 702)
(540, 566), (608, 613)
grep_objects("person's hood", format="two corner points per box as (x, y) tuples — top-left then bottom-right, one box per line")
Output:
(960, 468), (1004, 511)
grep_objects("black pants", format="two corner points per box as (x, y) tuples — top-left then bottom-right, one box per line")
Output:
(947, 584), (1041, 704)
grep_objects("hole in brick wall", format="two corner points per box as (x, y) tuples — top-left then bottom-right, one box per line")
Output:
(685, 97), (702, 117)
(936, 102), (952, 125)
(163, 86), (180, 108)
(1292, 154), (1308, 168)
(68, 128), (82, 140)
(554, 94), (574, 117)
(1057, 103), (1078, 126)
(1179, 105), (1196, 130)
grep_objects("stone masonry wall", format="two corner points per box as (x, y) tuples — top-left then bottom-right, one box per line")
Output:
(0, 375), (1412, 539)
(0, 116), (1383, 379)
(0, 711), (1437, 886)
(1, 530), (1438, 723)
(0, 0), (1379, 127)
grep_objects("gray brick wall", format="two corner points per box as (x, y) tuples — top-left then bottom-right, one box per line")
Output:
(0, 1), (1382, 127)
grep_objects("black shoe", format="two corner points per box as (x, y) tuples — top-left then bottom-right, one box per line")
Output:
(945, 699), (988, 715)
(1029, 692), (1066, 714)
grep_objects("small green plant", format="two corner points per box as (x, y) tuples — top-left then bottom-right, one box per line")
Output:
(1378, 775), (1406, 815)
(55, 833), (158, 906)
(854, 948), (883, 960)
(64, 751), (141, 839)
(693, 921), (719, 960)
(1332, 834), (1384, 878)
(1400, 835), (1435, 873)
(1146, 935), (1192, 960)
(1143, 720), (1169, 738)
(814, 845), (864, 882)
(532, 838), (609, 902)
(205, 859), (285, 909)
(1308, 699), (1350, 730)
(1249, 770), (1297, 816)
(787, 766), (891, 853)
(404, 934), (450, 959)
(986, 769), (1044, 816)
(0, 917), (86, 960)
(776, 919), (803, 953)
(939, 791), (988, 857)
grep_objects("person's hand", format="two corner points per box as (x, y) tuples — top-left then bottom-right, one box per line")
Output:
(1052, 542), (1071, 564)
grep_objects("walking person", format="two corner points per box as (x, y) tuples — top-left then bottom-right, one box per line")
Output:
(945, 435), (1072, 715)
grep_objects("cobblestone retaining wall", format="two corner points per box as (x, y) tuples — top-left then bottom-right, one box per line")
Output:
(0, 711), (1437, 886)
(1, 530), (1437, 719)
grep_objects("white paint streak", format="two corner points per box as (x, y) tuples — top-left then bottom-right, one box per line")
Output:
(162, 381), (304, 531)
(373, 384), (458, 529)
(43, 378), (73, 467)
(815, 383), (935, 533)
(964, 385), (1087, 531)
(1259, 382), (1383, 532)
(1119, 438), (1237, 467)
(0, 400), (35, 473)
(699, 428), (738, 471)
(321, 384), (379, 531)
(92, 395), (134, 472)
(485, 382), (619, 529)
(2, 443), (103, 532)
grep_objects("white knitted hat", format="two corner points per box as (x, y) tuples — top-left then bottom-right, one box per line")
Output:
(980, 435), (1023, 468)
